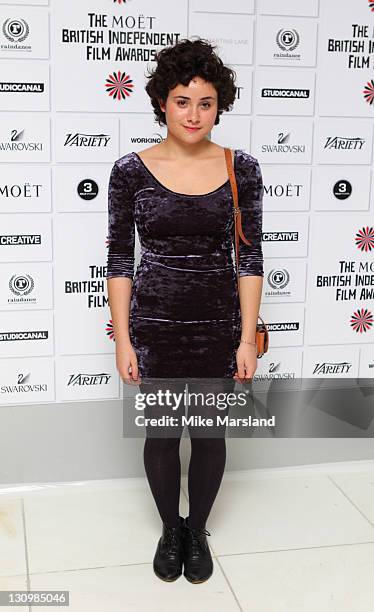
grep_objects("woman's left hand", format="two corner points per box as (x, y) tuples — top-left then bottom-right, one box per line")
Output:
(233, 342), (257, 383)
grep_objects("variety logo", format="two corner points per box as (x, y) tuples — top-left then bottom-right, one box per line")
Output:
(8, 274), (36, 304)
(2, 18), (29, 42)
(105, 70), (134, 101)
(333, 180), (352, 200)
(312, 362), (352, 375)
(63, 133), (111, 147)
(67, 373), (111, 386)
(324, 136), (365, 150)
(363, 79), (374, 106)
(350, 307), (373, 333)
(261, 88), (309, 98)
(0, 129), (43, 152)
(0, 82), (44, 93)
(355, 226), (374, 252)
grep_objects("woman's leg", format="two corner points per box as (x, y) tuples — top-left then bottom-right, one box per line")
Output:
(141, 379), (185, 529)
(186, 378), (234, 529)
(187, 436), (226, 529)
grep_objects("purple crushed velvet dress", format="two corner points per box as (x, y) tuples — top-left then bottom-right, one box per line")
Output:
(106, 149), (264, 379)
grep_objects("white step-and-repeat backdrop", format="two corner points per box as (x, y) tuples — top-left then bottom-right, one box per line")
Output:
(0, 0), (373, 405)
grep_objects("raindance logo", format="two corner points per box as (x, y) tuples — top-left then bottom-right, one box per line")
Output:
(350, 308), (373, 333)
(369, 0), (374, 12)
(355, 226), (374, 252)
(105, 71), (133, 100)
(276, 29), (300, 52)
(2, 18), (29, 42)
(363, 79), (374, 106)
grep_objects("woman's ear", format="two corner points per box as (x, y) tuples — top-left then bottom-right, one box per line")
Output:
(158, 98), (166, 113)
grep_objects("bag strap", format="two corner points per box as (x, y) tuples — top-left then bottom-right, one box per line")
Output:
(224, 148), (252, 285)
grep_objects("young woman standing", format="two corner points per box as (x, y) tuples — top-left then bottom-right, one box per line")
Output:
(106, 38), (264, 584)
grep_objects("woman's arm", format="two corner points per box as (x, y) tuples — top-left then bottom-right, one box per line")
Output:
(237, 157), (264, 337)
(234, 157), (264, 380)
(106, 160), (140, 382)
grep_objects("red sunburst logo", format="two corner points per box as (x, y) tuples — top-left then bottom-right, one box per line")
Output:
(105, 71), (134, 101)
(363, 79), (374, 105)
(350, 308), (373, 333)
(114, 0), (126, 4)
(355, 226), (374, 252)
(369, 0), (374, 12)
(106, 320), (115, 340)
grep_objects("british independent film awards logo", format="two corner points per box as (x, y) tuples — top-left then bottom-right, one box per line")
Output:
(105, 70), (134, 100)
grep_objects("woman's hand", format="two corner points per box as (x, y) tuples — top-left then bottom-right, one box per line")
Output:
(116, 342), (142, 385)
(233, 342), (257, 383)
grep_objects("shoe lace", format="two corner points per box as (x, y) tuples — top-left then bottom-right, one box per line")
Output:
(185, 525), (211, 556)
(163, 527), (180, 554)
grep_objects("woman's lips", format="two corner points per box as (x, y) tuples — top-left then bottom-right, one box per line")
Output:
(184, 126), (200, 132)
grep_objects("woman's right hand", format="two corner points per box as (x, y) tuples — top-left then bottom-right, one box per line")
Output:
(116, 343), (142, 385)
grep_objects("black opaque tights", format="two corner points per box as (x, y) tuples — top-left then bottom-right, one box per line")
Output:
(140, 379), (233, 530)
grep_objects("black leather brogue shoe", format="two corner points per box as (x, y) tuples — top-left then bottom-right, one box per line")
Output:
(153, 516), (184, 581)
(182, 516), (213, 583)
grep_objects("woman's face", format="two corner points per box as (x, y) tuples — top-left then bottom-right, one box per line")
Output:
(158, 76), (218, 143)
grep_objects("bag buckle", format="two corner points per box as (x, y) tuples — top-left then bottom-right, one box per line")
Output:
(233, 207), (241, 215)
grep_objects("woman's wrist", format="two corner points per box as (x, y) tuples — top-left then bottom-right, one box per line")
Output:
(240, 338), (256, 346)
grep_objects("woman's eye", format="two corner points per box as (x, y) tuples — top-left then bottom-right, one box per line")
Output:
(177, 100), (187, 106)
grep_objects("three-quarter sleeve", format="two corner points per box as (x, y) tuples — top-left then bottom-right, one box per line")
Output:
(106, 160), (135, 280)
(237, 158), (264, 277)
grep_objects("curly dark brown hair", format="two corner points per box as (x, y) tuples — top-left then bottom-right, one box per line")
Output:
(144, 37), (237, 127)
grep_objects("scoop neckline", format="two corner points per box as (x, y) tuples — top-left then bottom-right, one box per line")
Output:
(132, 149), (237, 198)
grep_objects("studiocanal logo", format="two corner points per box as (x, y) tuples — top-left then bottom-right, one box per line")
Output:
(261, 88), (309, 99)
(0, 81), (44, 93)
(355, 226), (374, 252)
(363, 79), (374, 106)
(105, 70), (134, 101)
